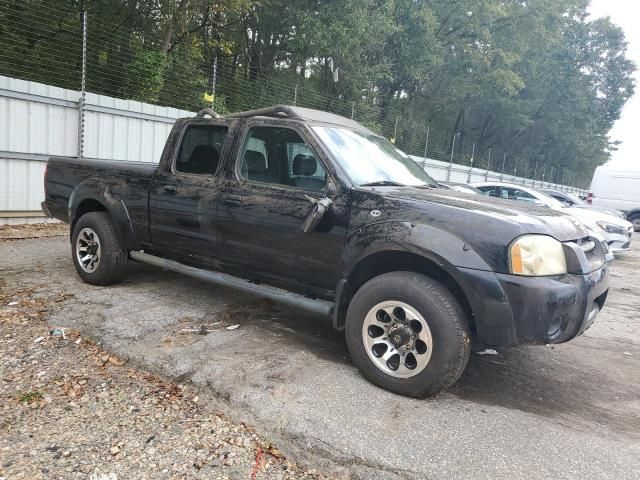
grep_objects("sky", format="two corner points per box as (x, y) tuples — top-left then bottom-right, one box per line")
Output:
(588, 0), (640, 169)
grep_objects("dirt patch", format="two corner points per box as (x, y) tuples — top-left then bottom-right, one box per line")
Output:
(0, 279), (334, 479)
(0, 222), (69, 241)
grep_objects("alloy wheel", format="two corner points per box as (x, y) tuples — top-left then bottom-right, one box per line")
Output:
(76, 227), (102, 273)
(362, 301), (433, 378)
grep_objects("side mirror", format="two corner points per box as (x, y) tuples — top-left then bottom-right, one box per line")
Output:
(326, 179), (338, 196)
(301, 195), (333, 233)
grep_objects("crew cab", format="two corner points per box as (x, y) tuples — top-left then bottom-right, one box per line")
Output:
(42, 105), (610, 398)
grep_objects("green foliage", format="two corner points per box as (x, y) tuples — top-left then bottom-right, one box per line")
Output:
(19, 391), (43, 404)
(0, 0), (635, 186)
(125, 49), (167, 102)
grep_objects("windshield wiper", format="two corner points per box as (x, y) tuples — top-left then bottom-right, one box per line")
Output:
(360, 180), (406, 187)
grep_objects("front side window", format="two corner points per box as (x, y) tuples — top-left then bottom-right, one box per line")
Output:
(175, 125), (228, 175)
(311, 126), (437, 187)
(239, 126), (326, 191)
(476, 186), (499, 197)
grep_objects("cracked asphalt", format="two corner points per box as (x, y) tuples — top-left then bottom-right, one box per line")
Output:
(1, 232), (639, 479)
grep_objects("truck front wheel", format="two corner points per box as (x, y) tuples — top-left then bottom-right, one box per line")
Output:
(345, 272), (470, 398)
(71, 212), (127, 285)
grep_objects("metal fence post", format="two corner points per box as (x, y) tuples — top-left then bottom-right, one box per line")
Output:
(77, 11), (87, 159)
(211, 56), (218, 107)
(422, 126), (430, 161)
(447, 133), (457, 181)
(420, 126), (430, 169)
(484, 147), (491, 181)
(393, 116), (399, 142)
(466, 142), (475, 183)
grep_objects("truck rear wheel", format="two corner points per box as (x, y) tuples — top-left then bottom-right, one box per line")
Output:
(345, 272), (470, 398)
(71, 212), (127, 285)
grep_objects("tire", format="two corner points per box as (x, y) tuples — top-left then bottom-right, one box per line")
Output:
(628, 213), (640, 232)
(345, 272), (470, 398)
(71, 211), (127, 285)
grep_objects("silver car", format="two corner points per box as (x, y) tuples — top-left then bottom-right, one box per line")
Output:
(473, 182), (634, 254)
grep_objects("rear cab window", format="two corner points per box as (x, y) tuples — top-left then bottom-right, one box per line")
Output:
(175, 124), (228, 175)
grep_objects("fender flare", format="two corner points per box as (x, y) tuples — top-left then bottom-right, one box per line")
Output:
(333, 221), (511, 335)
(68, 177), (140, 250)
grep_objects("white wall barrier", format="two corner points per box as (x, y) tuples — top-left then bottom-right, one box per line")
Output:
(0, 75), (190, 224)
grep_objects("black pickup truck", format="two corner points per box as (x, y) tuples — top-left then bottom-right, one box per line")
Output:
(42, 105), (609, 398)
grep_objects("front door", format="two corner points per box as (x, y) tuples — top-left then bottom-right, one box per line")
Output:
(149, 121), (230, 264)
(217, 123), (348, 294)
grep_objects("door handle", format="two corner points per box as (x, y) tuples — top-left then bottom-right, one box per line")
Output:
(223, 194), (243, 205)
(163, 185), (178, 194)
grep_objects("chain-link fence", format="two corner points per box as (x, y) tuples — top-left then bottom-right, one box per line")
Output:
(0, 3), (585, 189)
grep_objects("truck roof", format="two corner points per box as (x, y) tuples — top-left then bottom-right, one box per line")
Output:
(196, 105), (373, 134)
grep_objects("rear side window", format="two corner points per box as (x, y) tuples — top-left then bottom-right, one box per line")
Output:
(175, 125), (228, 175)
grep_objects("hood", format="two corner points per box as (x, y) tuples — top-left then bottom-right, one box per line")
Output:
(354, 186), (589, 242)
(572, 204), (624, 219)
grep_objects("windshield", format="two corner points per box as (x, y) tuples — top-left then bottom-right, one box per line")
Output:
(312, 126), (438, 187)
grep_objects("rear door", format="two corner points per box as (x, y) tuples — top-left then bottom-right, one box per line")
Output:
(216, 120), (349, 294)
(149, 119), (232, 263)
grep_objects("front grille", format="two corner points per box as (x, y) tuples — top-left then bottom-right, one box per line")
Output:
(565, 236), (607, 273)
(576, 238), (596, 254)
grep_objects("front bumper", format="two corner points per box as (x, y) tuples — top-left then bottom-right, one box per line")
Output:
(599, 227), (633, 254)
(456, 264), (609, 347)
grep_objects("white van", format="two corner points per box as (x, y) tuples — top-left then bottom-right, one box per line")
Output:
(589, 165), (640, 231)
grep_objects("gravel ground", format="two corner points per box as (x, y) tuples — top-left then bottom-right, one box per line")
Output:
(0, 226), (333, 480)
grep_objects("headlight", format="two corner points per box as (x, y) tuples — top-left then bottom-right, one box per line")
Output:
(596, 221), (625, 235)
(509, 235), (567, 276)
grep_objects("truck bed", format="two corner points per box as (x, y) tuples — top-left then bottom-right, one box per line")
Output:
(43, 156), (157, 241)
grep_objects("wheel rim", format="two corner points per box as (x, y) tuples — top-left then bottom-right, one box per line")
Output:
(76, 227), (101, 273)
(632, 218), (640, 230)
(362, 301), (433, 378)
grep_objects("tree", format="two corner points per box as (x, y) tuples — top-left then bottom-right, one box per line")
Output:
(0, 0), (635, 184)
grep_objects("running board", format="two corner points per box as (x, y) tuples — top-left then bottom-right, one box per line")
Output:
(129, 251), (334, 317)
